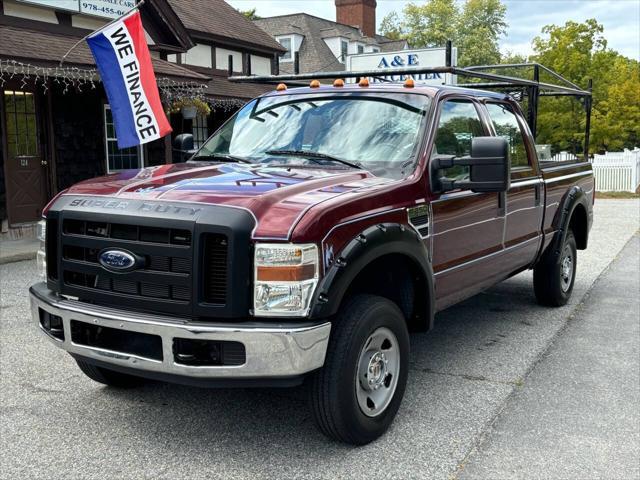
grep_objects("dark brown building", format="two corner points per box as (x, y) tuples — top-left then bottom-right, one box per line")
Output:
(0, 0), (284, 238)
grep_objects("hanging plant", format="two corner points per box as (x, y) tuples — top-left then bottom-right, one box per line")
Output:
(166, 97), (211, 118)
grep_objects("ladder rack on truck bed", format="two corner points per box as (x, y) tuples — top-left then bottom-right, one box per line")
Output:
(229, 41), (593, 161)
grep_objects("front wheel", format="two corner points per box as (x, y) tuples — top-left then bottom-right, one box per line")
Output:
(309, 294), (410, 445)
(75, 358), (145, 388)
(534, 230), (577, 306)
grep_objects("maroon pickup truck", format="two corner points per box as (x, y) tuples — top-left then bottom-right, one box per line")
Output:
(31, 64), (594, 444)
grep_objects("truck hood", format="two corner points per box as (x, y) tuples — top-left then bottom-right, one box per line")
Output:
(64, 162), (395, 239)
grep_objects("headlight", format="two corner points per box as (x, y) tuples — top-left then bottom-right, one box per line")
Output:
(37, 219), (47, 279)
(254, 243), (319, 317)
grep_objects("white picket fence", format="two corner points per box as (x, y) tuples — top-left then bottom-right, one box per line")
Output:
(591, 149), (640, 192)
(547, 148), (640, 192)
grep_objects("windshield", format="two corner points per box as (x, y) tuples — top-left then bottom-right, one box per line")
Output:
(192, 93), (431, 179)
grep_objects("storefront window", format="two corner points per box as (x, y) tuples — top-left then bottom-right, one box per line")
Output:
(103, 105), (143, 172)
(4, 91), (39, 158)
(193, 114), (209, 149)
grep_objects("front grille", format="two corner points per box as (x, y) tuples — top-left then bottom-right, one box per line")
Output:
(59, 218), (199, 314)
(203, 234), (228, 304)
(45, 198), (254, 320)
(46, 218), (59, 280)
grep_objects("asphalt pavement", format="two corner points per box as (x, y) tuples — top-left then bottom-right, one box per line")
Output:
(459, 234), (640, 479)
(1, 199), (639, 480)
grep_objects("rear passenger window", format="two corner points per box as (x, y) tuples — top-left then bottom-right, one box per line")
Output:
(433, 100), (485, 181)
(486, 103), (529, 168)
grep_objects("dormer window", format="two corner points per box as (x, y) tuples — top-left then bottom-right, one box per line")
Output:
(277, 36), (293, 61)
(357, 44), (365, 54)
(340, 40), (348, 62)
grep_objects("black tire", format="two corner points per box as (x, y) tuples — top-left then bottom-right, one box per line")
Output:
(534, 230), (577, 307)
(75, 359), (144, 388)
(309, 294), (410, 445)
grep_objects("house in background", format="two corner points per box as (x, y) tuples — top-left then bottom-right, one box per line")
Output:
(254, 0), (408, 74)
(163, 0), (285, 146)
(0, 0), (284, 238)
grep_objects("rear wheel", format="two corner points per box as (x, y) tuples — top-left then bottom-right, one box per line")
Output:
(534, 230), (577, 306)
(75, 359), (144, 388)
(309, 294), (410, 445)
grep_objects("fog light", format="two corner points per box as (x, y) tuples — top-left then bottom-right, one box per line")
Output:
(39, 309), (64, 340)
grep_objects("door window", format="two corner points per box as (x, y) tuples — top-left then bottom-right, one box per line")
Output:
(485, 103), (529, 168)
(4, 91), (39, 158)
(433, 100), (485, 181)
(104, 105), (143, 172)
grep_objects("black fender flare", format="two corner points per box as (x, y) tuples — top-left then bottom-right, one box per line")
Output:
(545, 185), (591, 257)
(309, 223), (436, 331)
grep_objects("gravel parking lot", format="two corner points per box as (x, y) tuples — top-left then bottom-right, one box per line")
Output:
(1, 199), (638, 480)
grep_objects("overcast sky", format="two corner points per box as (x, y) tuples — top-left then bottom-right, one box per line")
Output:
(227, 0), (640, 60)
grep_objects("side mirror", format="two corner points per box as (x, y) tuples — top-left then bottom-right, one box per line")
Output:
(432, 137), (510, 193)
(172, 134), (196, 163)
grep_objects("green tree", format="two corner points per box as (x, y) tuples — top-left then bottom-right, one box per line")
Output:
(379, 11), (404, 40)
(378, 0), (507, 66)
(238, 8), (260, 20)
(532, 19), (639, 153)
(456, 0), (507, 66)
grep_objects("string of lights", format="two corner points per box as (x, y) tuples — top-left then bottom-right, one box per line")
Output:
(0, 59), (240, 110)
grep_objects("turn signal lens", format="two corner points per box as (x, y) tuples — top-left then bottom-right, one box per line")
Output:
(333, 78), (345, 87)
(276, 83), (287, 91)
(404, 77), (415, 88)
(310, 80), (321, 88)
(358, 77), (370, 87)
(37, 219), (47, 279)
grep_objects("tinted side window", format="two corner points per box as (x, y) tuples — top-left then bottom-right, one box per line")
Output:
(486, 103), (529, 168)
(433, 100), (485, 181)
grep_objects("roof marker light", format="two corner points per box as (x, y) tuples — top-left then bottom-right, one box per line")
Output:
(358, 77), (370, 87)
(310, 80), (321, 88)
(276, 83), (287, 91)
(333, 78), (345, 87)
(404, 77), (415, 88)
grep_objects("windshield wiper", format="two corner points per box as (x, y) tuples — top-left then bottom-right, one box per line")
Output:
(192, 153), (253, 164)
(265, 150), (363, 169)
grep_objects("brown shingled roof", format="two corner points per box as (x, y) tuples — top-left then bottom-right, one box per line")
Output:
(0, 25), (208, 82)
(204, 73), (272, 100)
(167, 0), (285, 53)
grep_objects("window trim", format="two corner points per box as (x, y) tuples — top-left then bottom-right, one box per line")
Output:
(103, 104), (144, 173)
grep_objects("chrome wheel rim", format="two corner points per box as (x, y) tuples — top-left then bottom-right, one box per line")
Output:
(560, 245), (574, 292)
(355, 327), (400, 417)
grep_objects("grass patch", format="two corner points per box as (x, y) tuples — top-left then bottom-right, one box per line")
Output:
(595, 191), (640, 199)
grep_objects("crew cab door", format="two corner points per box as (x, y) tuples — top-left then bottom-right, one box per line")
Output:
(430, 98), (505, 310)
(483, 101), (543, 272)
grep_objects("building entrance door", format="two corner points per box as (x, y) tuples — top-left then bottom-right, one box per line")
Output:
(3, 90), (48, 225)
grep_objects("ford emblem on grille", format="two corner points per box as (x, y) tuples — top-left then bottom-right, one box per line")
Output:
(98, 249), (139, 272)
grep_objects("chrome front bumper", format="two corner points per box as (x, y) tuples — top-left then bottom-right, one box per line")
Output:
(30, 283), (331, 380)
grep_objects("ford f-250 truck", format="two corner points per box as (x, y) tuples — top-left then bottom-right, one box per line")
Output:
(30, 62), (594, 444)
